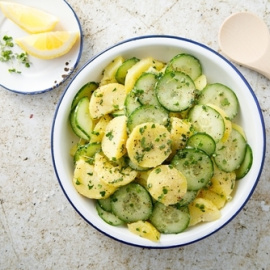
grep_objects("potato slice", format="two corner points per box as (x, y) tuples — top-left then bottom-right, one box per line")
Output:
(194, 74), (207, 90)
(125, 57), (165, 93)
(137, 170), (151, 181)
(208, 164), (236, 201)
(169, 117), (192, 157)
(100, 56), (124, 86)
(102, 115), (127, 160)
(147, 165), (187, 206)
(135, 170), (151, 189)
(73, 159), (116, 199)
(232, 122), (247, 140)
(126, 122), (172, 168)
(188, 198), (221, 226)
(89, 83), (126, 119)
(198, 189), (226, 209)
(127, 220), (160, 242)
(134, 177), (148, 189)
(94, 152), (137, 187)
(90, 114), (112, 143)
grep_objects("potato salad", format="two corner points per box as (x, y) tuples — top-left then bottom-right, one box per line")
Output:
(69, 53), (253, 242)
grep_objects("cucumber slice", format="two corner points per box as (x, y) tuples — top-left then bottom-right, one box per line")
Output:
(171, 148), (214, 191)
(74, 142), (101, 162)
(150, 202), (190, 234)
(186, 132), (216, 156)
(235, 144), (253, 179)
(188, 104), (225, 143)
(133, 72), (160, 106)
(214, 128), (247, 172)
(111, 183), (153, 223)
(97, 197), (112, 212)
(155, 71), (196, 112)
(69, 107), (89, 141)
(74, 97), (94, 140)
(96, 202), (124, 226)
(71, 81), (99, 110)
(127, 104), (169, 132)
(115, 57), (140, 84)
(165, 53), (202, 81)
(198, 83), (239, 119)
(124, 91), (141, 116)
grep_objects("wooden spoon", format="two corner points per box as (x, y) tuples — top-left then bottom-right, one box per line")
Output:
(218, 12), (270, 79)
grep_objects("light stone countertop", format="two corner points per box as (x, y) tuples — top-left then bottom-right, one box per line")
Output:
(1, 0), (270, 269)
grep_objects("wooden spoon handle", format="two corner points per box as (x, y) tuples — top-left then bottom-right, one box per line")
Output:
(250, 38), (270, 79)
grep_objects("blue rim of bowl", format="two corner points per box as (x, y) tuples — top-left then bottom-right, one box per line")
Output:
(0, 0), (83, 95)
(51, 34), (266, 249)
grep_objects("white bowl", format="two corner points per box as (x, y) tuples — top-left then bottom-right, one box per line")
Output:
(51, 35), (266, 248)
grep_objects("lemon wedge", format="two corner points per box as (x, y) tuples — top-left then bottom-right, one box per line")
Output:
(16, 31), (79, 59)
(0, 1), (59, 33)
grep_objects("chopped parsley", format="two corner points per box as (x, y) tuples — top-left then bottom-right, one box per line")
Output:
(221, 98), (230, 107)
(140, 137), (153, 152)
(195, 203), (206, 212)
(139, 125), (147, 135)
(100, 191), (106, 197)
(105, 130), (114, 141)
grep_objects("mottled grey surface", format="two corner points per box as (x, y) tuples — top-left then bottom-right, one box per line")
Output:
(1, 0), (270, 269)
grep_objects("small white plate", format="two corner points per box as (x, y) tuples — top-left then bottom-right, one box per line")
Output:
(0, 0), (82, 94)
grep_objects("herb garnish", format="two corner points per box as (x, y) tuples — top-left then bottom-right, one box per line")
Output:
(106, 130), (114, 141)
(0, 35), (31, 74)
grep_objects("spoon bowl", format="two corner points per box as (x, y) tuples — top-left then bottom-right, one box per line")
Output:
(219, 12), (270, 79)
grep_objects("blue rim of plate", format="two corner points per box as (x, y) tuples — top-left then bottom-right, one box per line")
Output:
(0, 0), (83, 95)
(51, 35), (266, 249)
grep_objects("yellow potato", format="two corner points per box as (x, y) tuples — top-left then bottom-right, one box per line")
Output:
(188, 198), (221, 226)
(100, 56), (124, 86)
(145, 64), (165, 76)
(137, 170), (151, 181)
(198, 189), (226, 209)
(134, 177), (148, 189)
(232, 122), (247, 140)
(89, 83), (126, 119)
(70, 142), (80, 157)
(147, 165), (187, 206)
(73, 159), (116, 199)
(94, 152), (137, 188)
(102, 115), (127, 160)
(208, 164), (236, 201)
(90, 114), (112, 143)
(194, 74), (207, 90)
(127, 220), (160, 242)
(169, 117), (192, 157)
(135, 170), (152, 189)
(126, 122), (172, 168)
(125, 57), (164, 93)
